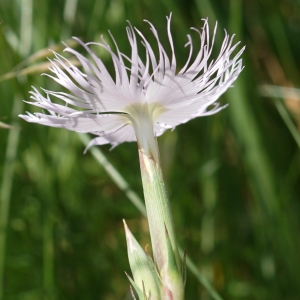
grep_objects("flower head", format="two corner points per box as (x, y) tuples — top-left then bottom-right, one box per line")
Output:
(20, 14), (244, 156)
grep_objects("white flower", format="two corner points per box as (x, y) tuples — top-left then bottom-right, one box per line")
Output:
(19, 14), (244, 156)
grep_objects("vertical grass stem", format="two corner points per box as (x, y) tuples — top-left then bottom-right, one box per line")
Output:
(0, 99), (22, 300)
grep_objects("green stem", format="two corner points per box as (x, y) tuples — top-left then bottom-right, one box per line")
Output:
(138, 147), (184, 300)
(78, 134), (147, 216)
(80, 133), (224, 300)
(43, 209), (54, 299)
(274, 98), (300, 150)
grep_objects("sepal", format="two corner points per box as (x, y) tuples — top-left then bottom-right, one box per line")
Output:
(145, 246), (162, 290)
(160, 225), (185, 299)
(124, 220), (161, 300)
(165, 224), (178, 275)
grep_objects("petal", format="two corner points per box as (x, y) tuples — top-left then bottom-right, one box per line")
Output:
(84, 124), (137, 152)
(19, 110), (128, 134)
(156, 102), (227, 128)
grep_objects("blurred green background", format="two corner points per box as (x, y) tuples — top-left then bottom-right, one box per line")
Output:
(1, 0), (300, 299)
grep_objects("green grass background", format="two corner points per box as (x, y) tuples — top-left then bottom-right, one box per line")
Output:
(1, 0), (300, 299)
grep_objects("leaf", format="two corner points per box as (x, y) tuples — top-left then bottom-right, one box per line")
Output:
(0, 58), (80, 82)
(0, 39), (80, 82)
(0, 121), (13, 129)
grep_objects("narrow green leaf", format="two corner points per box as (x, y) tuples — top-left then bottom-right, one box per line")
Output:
(125, 272), (146, 300)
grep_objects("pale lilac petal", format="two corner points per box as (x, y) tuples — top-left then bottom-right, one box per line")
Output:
(156, 102), (228, 128)
(20, 108), (127, 134)
(85, 125), (137, 152)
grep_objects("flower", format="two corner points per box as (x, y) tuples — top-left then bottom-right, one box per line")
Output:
(19, 14), (244, 156)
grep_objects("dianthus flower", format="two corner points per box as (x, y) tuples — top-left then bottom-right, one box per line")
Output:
(20, 14), (244, 161)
